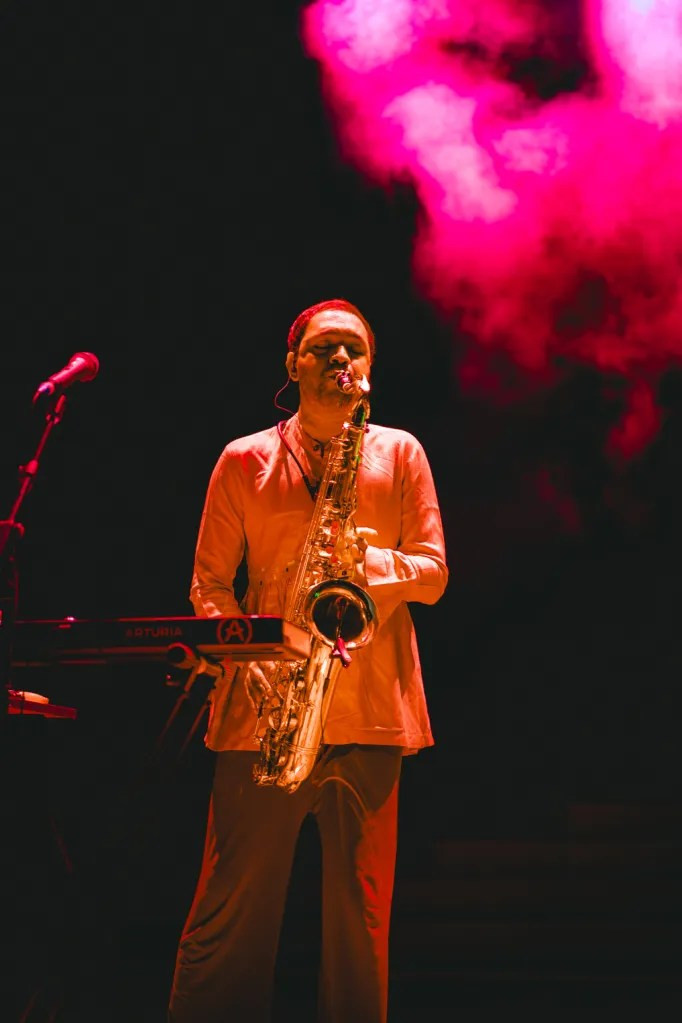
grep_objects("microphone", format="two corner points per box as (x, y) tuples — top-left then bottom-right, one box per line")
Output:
(33, 352), (100, 404)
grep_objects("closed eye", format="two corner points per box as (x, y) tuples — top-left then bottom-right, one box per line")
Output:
(312, 345), (366, 358)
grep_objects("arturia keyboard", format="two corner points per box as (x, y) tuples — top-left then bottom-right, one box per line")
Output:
(10, 615), (311, 667)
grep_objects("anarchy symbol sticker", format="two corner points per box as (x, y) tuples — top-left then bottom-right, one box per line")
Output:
(216, 616), (254, 645)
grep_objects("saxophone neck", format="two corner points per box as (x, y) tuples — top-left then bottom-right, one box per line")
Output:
(336, 373), (370, 432)
(349, 388), (370, 431)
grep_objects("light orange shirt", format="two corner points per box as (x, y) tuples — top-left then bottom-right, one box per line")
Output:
(190, 416), (448, 753)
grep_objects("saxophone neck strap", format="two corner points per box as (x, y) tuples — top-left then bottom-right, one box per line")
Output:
(277, 419), (320, 502)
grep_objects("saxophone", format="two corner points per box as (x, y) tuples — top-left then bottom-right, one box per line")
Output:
(252, 372), (377, 793)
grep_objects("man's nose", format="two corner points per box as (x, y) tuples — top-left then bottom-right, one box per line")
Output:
(329, 344), (351, 364)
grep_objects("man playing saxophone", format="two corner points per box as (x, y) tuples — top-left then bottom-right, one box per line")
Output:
(168, 298), (449, 1023)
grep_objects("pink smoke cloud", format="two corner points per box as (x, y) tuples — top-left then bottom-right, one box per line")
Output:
(301, 0), (682, 461)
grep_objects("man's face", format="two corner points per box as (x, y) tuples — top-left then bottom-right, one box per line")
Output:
(287, 309), (372, 408)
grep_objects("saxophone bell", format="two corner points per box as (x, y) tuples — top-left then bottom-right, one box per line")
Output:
(303, 579), (377, 656)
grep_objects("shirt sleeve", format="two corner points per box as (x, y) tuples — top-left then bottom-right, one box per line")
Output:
(189, 446), (246, 617)
(363, 436), (448, 624)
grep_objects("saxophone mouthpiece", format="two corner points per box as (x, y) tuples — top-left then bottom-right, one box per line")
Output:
(336, 371), (370, 396)
(336, 370), (355, 394)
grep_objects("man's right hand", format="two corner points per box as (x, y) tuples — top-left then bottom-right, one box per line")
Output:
(243, 660), (277, 713)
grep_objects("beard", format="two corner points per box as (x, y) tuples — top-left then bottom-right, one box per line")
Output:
(301, 373), (356, 409)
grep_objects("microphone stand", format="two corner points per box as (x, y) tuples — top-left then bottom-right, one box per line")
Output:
(0, 393), (68, 715)
(1, 392), (84, 1021)
(155, 643), (224, 759)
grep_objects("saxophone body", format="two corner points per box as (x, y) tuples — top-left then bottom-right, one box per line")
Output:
(252, 375), (377, 794)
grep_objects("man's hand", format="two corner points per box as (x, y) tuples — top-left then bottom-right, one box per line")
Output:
(243, 660), (277, 713)
(350, 525), (377, 559)
(347, 526), (377, 585)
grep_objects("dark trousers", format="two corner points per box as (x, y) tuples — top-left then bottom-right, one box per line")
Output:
(168, 744), (402, 1023)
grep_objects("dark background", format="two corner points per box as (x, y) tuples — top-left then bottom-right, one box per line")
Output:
(1, 2), (681, 1020)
